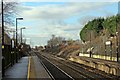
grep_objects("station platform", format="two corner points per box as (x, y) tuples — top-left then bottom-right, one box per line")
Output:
(3, 56), (29, 79)
(3, 53), (51, 79)
(28, 55), (51, 79)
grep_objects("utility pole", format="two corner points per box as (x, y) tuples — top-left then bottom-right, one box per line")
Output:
(1, 0), (5, 77)
(104, 42), (106, 60)
(116, 14), (119, 62)
(15, 18), (18, 63)
(90, 30), (92, 57)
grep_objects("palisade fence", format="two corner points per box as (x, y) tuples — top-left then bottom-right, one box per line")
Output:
(0, 44), (2, 80)
(3, 39), (17, 70)
(4, 44), (12, 69)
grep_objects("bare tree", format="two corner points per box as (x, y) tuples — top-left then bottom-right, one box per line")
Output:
(47, 35), (65, 47)
(0, 0), (18, 26)
(0, 0), (18, 42)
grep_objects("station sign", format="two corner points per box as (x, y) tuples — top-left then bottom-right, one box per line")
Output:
(105, 41), (111, 45)
(12, 40), (14, 48)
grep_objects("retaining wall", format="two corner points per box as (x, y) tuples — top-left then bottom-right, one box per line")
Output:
(69, 56), (120, 76)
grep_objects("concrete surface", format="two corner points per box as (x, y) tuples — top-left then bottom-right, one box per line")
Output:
(29, 55), (51, 79)
(69, 56), (120, 76)
(4, 56), (28, 79)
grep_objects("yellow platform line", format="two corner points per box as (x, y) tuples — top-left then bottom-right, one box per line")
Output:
(27, 56), (31, 80)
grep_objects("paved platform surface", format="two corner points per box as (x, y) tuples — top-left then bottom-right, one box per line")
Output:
(4, 57), (29, 79)
(3, 51), (51, 79)
(28, 54), (51, 79)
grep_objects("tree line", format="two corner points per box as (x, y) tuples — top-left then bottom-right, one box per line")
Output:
(80, 15), (120, 42)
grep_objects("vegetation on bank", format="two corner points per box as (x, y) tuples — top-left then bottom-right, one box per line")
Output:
(39, 15), (120, 60)
(80, 15), (120, 42)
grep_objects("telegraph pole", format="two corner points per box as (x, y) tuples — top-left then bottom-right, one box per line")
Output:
(116, 14), (119, 62)
(2, 0), (4, 74)
(15, 18), (18, 63)
(90, 30), (92, 57)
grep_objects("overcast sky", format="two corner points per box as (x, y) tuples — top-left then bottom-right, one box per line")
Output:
(11, 0), (118, 47)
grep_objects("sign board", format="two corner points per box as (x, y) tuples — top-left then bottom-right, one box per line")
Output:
(0, 44), (2, 80)
(105, 41), (111, 45)
(12, 40), (14, 48)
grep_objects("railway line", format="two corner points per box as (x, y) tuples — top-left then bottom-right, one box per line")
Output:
(35, 54), (74, 80)
(34, 51), (118, 80)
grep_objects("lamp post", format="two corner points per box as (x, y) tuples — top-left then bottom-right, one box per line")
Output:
(20, 27), (26, 44)
(19, 27), (25, 59)
(16, 18), (23, 63)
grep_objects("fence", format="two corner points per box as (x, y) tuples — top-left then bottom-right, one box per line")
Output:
(3, 44), (14, 69)
(0, 44), (2, 80)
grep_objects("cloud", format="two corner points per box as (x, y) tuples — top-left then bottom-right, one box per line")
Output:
(17, 2), (117, 46)
(20, 2), (116, 37)
(79, 16), (96, 25)
(5, 0), (120, 2)
(20, 2), (113, 20)
(39, 23), (81, 38)
(27, 33), (49, 38)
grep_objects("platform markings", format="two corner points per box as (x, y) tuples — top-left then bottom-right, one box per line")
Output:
(27, 56), (31, 80)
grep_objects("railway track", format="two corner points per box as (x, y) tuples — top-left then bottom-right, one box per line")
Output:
(66, 60), (117, 78)
(53, 56), (117, 78)
(33, 53), (73, 80)
(34, 51), (119, 80)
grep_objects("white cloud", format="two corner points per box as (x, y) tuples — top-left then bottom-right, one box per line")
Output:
(27, 33), (49, 38)
(40, 23), (81, 38)
(4, 0), (120, 2)
(24, 22), (81, 40)
(16, 2), (117, 45)
(20, 2), (113, 20)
